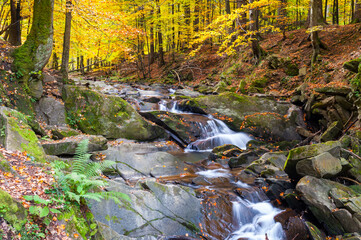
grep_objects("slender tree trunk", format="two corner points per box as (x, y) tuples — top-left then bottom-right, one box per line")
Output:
(332, 0), (339, 24)
(324, 0), (328, 22)
(61, 0), (72, 82)
(354, 0), (361, 22)
(8, 0), (21, 46)
(156, 0), (164, 66)
(249, 0), (264, 61)
(12, 0), (54, 85)
(149, 9), (155, 65)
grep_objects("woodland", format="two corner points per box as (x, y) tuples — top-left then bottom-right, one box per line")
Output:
(2, 0), (361, 240)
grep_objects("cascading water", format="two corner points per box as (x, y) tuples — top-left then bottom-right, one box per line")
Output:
(159, 98), (284, 240)
(159, 100), (252, 151)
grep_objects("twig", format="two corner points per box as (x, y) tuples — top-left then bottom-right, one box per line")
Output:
(337, 176), (361, 185)
(295, 130), (321, 147)
(340, 148), (361, 161)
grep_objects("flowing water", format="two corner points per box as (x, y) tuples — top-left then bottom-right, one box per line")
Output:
(111, 86), (285, 239)
(155, 97), (285, 240)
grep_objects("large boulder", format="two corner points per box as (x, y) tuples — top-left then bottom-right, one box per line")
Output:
(284, 141), (341, 179)
(35, 97), (66, 126)
(296, 176), (361, 235)
(0, 189), (27, 231)
(178, 93), (303, 142)
(91, 179), (202, 239)
(295, 152), (342, 178)
(0, 107), (45, 162)
(63, 85), (166, 140)
(41, 135), (108, 156)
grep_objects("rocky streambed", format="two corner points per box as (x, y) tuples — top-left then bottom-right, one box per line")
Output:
(2, 76), (361, 240)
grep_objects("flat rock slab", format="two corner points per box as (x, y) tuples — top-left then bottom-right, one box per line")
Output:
(91, 179), (202, 239)
(41, 135), (108, 156)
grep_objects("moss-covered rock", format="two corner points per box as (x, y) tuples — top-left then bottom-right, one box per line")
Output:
(0, 107), (45, 162)
(178, 92), (302, 142)
(0, 189), (27, 231)
(343, 58), (361, 73)
(63, 85), (166, 141)
(41, 135), (108, 156)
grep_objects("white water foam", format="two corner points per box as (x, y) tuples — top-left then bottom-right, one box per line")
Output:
(196, 169), (232, 178)
(227, 197), (285, 240)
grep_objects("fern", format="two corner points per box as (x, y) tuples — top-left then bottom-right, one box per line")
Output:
(52, 139), (130, 205)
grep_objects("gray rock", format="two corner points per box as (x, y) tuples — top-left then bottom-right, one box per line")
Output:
(43, 73), (57, 83)
(28, 79), (43, 99)
(320, 121), (343, 142)
(284, 141), (341, 179)
(91, 179), (202, 239)
(0, 107), (45, 162)
(296, 176), (359, 235)
(41, 135), (108, 156)
(295, 152), (342, 178)
(35, 97), (66, 126)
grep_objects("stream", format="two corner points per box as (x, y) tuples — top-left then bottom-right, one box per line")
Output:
(130, 87), (284, 239)
(82, 81), (287, 239)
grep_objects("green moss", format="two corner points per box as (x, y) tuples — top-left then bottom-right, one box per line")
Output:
(6, 111), (45, 162)
(0, 189), (27, 231)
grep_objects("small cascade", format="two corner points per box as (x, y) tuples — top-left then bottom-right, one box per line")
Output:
(227, 196), (285, 240)
(186, 117), (252, 151)
(158, 100), (252, 151)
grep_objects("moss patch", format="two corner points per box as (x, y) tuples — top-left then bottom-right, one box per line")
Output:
(0, 189), (27, 231)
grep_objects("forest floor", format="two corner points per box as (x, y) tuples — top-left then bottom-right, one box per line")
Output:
(114, 24), (361, 96)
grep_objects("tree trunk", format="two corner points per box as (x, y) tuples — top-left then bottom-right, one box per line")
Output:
(12, 0), (54, 85)
(8, 0), (21, 46)
(249, 0), (264, 61)
(225, 0), (231, 14)
(332, 0), (339, 24)
(61, 0), (72, 82)
(354, 0), (361, 22)
(310, 0), (324, 65)
(156, 0), (165, 67)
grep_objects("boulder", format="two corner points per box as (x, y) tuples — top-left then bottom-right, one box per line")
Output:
(284, 141), (341, 179)
(35, 97), (66, 126)
(296, 176), (361, 235)
(178, 92), (303, 142)
(63, 85), (166, 140)
(48, 126), (81, 140)
(343, 58), (361, 73)
(320, 121), (342, 142)
(28, 78), (43, 99)
(295, 152), (342, 178)
(41, 135), (108, 156)
(0, 189), (27, 231)
(0, 107), (45, 162)
(91, 179), (202, 239)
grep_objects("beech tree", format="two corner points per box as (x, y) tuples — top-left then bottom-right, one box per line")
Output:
(61, 0), (73, 82)
(12, 0), (54, 87)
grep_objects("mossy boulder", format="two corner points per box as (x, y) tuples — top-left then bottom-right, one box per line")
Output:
(63, 85), (166, 141)
(178, 92), (302, 141)
(48, 126), (81, 140)
(0, 107), (45, 162)
(0, 189), (27, 231)
(343, 58), (361, 73)
(284, 141), (341, 179)
(41, 135), (108, 156)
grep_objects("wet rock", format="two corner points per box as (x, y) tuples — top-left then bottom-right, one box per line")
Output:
(35, 97), (66, 126)
(174, 88), (202, 98)
(41, 135), (107, 156)
(0, 107), (45, 162)
(284, 141), (341, 179)
(228, 151), (259, 169)
(143, 96), (161, 103)
(283, 189), (304, 210)
(265, 178), (294, 202)
(192, 176), (231, 187)
(280, 215), (308, 240)
(91, 179), (202, 239)
(295, 152), (342, 178)
(63, 85), (166, 140)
